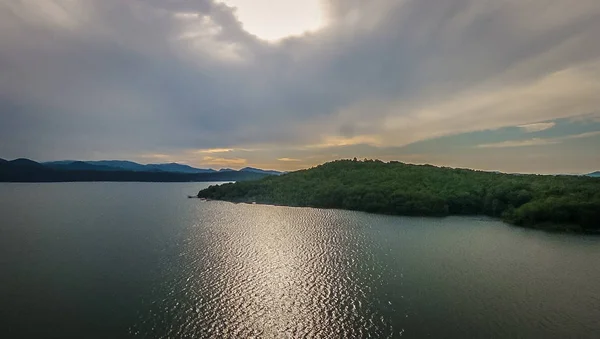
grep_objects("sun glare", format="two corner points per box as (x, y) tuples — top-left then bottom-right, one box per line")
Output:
(217, 0), (325, 41)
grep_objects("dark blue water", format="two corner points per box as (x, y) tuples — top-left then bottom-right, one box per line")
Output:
(1, 183), (599, 338)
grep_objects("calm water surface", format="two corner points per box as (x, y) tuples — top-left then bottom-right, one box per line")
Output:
(1, 182), (599, 338)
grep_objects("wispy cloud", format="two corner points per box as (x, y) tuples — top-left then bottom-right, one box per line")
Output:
(277, 157), (301, 162)
(195, 148), (234, 154)
(564, 131), (600, 140)
(477, 138), (560, 148)
(139, 153), (173, 160)
(477, 131), (600, 148)
(304, 135), (382, 149)
(518, 122), (556, 133)
(201, 156), (247, 166)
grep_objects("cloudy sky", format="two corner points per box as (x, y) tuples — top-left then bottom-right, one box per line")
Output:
(1, 0), (599, 174)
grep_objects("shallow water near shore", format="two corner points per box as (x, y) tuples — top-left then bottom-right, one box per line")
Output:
(1, 182), (599, 338)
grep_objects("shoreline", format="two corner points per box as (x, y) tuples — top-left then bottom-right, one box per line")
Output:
(196, 198), (599, 235)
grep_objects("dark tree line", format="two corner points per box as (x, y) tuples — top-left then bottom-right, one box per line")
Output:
(198, 159), (600, 233)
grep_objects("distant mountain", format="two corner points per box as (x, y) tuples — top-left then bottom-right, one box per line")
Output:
(1, 158), (278, 182)
(45, 161), (120, 172)
(84, 160), (150, 172)
(41, 160), (281, 175)
(9, 158), (45, 168)
(0, 158), (7, 163)
(587, 171), (600, 177)
(146, 163), (215, 174)
(44, 160), (215, 173)
(240, 167), (282, 175)
(44, 160), (150, 171)
(43, 160), (78, 165)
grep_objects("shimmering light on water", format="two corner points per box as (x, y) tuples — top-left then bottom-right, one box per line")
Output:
(132, 204), (396, 338)
(1, 183), (599, 338)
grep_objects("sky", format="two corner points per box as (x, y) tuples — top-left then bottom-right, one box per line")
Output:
(1, 0), (599, 174)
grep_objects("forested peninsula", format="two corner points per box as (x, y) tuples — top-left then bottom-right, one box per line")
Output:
(198, 160), (600, 233)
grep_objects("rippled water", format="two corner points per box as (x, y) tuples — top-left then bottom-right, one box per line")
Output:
(1, 183), (599, 338)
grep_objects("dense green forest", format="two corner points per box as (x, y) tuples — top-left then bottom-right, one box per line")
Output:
(198, 159), (600, 233)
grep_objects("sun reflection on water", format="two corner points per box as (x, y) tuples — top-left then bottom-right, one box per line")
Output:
(133, 202), (394, 338)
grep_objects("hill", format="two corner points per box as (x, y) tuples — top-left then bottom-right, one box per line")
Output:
(0, 158), (275, 182)
(45, 161), (121, 171)
(198, 159), (600, 233)
(42, 160), (251, 174)
(146, 163), (216, 173)
(84, 160), (150, 171)
(240, 167), (282, 175)
(9, 158), (45, 167)
(44, 160), (148, 171)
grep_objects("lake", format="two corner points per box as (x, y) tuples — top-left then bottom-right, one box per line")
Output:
(1, 182), (599, 338)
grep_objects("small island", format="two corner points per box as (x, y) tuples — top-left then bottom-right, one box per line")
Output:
(198, 159), (600, 233)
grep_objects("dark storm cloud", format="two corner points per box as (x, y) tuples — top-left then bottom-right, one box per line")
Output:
(1, 0), (599, 164)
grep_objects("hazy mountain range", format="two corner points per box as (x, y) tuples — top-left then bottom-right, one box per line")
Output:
(42, 160), (281, 175)
(0, 158), (281, 182)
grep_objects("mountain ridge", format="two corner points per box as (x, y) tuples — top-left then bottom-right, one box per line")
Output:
(145, 163), (216, 174)
(587, 171), (600, 177)
(1, 158), (279, 182)
(41, 159), (281, 175)
(240, 167), (282, 175)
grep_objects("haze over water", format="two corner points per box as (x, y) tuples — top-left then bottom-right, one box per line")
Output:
(1, 183), (599, 338)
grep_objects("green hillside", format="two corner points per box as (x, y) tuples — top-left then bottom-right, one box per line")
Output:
(198, 159), (600, 233)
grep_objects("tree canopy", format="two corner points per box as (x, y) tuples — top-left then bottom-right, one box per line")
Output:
(198, 159), (600, 233)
